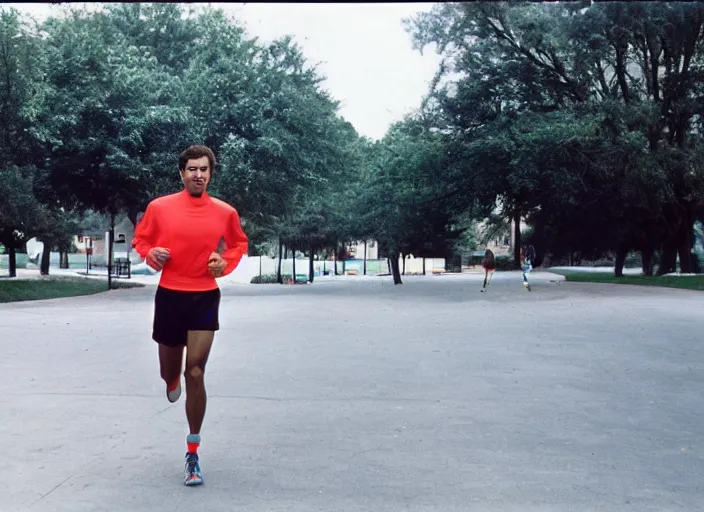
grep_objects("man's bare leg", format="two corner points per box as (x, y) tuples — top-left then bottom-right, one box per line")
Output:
(159, 343), (185, 401)
(183, 330), (214, 485)
(185, 330), (215, 436)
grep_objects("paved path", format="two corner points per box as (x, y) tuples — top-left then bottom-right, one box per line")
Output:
(2, 272), (703, 511)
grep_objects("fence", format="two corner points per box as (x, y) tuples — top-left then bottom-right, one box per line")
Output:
(1, 252), (449, 281)
(243, 256), (446, 278)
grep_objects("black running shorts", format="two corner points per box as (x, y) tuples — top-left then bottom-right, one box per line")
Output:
(152, 286), (221, 347)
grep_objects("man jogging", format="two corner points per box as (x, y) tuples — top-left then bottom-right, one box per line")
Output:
(132, 145), (249, 486)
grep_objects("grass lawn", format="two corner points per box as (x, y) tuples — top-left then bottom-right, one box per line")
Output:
(549, 269), (704, 292)
(0, 277), (144, 303)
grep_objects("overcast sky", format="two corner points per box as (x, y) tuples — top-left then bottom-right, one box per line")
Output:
(5, 2), (442, 141)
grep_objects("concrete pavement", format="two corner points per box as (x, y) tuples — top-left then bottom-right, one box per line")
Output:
(1, 272), (703, 511)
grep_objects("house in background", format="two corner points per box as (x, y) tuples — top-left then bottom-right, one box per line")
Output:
(73, 215), (139, 264)
(347, 240), (379, 260)
(25, 214), (141, 267)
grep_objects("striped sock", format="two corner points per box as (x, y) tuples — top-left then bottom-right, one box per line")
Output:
(187, 433), (201, 454)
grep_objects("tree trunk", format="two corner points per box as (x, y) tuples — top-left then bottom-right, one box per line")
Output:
(127, 208), (139, 229)
(389, 251), (402, 285)
(333, 246), (338, 276)
(309, 243), (315, 283)
(422, 257), (426, 275)
(642, 248), (654, 277)
(60, 251), (69, 269)
(513, 209), (521, 267)
(363, 240), (367, 276)
(107, 214), (115, 290)
(40, 241), (51, 275)
(277, 238), (283, 283)
(292, 248), (296, 283)
(615, 42), (631, 104)
(8, 246), (17, 278)
(401, 252), (406, 275)
(614, 248), (627, 278)
(677, 242), (691, 273)
(658, 245), (677, 275)
(677, 216), (693, 273)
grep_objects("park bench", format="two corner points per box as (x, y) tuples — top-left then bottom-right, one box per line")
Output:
(287, 274), (309, 284)
(112, 257), (131, 279)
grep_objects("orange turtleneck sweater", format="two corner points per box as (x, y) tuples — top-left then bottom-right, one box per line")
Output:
(132, 190), (249, 292)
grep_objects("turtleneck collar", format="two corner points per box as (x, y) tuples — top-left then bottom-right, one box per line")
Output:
(181, 188), (211, 207)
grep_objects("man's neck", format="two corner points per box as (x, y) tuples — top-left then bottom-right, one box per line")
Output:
(185, 188), (206, 199)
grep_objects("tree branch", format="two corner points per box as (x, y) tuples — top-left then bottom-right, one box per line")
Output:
(483, 15), (587, 102)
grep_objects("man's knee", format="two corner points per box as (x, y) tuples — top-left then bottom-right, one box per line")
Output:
(185, 364), (205, 383)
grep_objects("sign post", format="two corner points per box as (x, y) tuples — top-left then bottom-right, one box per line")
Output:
(107, 228), (114, 290)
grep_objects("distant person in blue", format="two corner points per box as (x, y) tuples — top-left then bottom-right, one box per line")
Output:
(521, 244), (535, 291)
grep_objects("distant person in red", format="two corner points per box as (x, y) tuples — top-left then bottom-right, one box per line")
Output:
(132, 145), (249, 486)
(480, 249), (496, 292)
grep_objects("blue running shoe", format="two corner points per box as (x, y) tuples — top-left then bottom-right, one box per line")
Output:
(184, 452), (203, 486)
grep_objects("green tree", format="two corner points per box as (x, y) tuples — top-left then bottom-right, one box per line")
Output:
(353, 117), (463, 284)
(34, 208), (81, 274)
(0, 9), (51, 276)
(405, 1), (704, 275)
(32, 7), (200, 285)
(0, 167), (46, 276)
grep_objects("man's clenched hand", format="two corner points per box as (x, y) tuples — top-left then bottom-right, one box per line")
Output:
(208, 252), (226, 278)
(147, 247), (171, 271)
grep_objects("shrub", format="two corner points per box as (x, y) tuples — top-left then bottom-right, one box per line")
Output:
(251, 273), (290, 284)
(495, 255), (519, 271)
(249, 273), (311, 284)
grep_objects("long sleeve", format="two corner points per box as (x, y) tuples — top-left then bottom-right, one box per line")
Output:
(132, 203), (158, 258)
(220, 209), (249, 276)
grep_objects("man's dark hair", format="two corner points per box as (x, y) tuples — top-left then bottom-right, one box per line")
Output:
(179, 145), (217, 173)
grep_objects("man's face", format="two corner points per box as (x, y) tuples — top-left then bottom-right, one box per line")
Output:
(181, 156), (211, 197)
